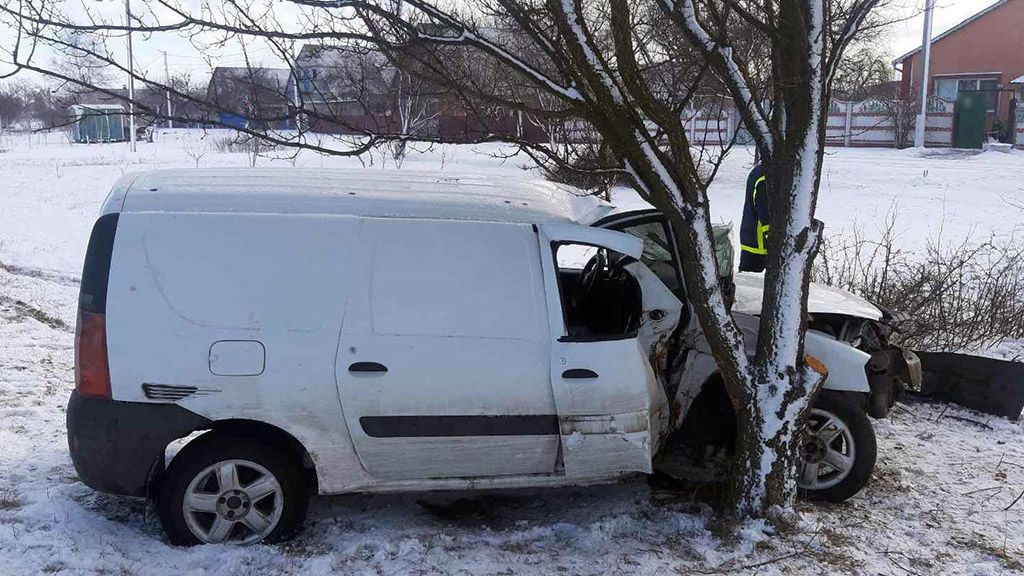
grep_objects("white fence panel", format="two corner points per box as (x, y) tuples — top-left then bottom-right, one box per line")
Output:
(559, 97), (963, 148)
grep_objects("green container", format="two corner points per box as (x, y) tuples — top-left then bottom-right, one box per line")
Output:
(70, 105), (126, 143)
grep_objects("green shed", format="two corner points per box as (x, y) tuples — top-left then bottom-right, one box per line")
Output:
(69, 104), (126, 143)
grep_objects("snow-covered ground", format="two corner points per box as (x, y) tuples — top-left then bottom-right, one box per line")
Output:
(1, 131), (1023, 574)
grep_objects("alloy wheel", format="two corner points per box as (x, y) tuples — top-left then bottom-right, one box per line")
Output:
(797, 408), (856, 491)
(181, 459), (284, 544)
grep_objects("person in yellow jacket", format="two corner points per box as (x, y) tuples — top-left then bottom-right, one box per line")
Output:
(739, 163), (769, 272)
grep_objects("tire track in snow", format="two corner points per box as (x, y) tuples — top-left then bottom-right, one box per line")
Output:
(0, 260), (80, 288)
(0, 295), (71, 332)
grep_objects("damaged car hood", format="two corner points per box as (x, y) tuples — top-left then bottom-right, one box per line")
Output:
(732, 272), (883, 320)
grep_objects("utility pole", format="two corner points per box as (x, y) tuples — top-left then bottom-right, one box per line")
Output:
(125, 0), (137, 151)
(914, 0), (936, 148)
(292, 44), (303, 132)
(162, 51), (173, 129)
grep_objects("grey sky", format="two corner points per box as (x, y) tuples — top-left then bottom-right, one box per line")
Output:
(0, 0), (1005, 85)
(887, 0), (1003, 60)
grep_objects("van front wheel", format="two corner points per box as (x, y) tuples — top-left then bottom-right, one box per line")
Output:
(156, 434), (309, 545)
(796, 392), (877, 502)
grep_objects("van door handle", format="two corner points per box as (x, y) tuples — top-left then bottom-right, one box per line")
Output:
(562, 369), (599, 379)
(349, 362), (388, 373)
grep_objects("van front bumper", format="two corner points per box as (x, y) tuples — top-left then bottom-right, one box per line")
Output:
(66, 391), (210, 497)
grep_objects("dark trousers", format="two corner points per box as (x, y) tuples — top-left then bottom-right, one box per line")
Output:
(739, 251), (766, 273)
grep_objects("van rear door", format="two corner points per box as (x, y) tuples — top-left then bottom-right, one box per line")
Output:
(336, 218), (559, 481)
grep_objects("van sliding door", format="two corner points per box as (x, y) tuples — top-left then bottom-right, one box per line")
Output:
(336, 219), (559, 481)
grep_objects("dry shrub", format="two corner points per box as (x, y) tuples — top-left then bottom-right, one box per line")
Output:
(0, 488), (20, 510)
(813, 211), (1024, 352)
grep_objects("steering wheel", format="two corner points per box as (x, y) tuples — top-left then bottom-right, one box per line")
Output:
(574, 249), (608, 308)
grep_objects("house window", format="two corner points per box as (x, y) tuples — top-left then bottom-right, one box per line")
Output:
(934, 77), (1000, 111)
(300, 69), (314, 93)
(935, 78), (958, 101)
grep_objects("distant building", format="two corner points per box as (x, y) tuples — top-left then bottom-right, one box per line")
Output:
(62, 86), (210, 136)
(291, 42), (544, 142)
(206, 67), (294, 130)
(895, 0), (1024, 127)
(1013, 74), (1024, 99)
(292, 44), (398, 134)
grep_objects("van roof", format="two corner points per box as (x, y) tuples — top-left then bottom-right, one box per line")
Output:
(114, 168), (612, 225)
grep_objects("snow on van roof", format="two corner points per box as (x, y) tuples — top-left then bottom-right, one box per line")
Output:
(118, 168), (612, 224)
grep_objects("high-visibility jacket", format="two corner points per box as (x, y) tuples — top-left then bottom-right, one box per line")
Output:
(740, 164), (769, 258)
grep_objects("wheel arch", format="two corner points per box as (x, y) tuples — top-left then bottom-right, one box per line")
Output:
(671, 372), (738, 449)
(151, 419), (320, 497)
(675, 373), (868, 448)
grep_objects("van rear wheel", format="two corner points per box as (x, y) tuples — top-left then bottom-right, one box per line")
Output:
(156, 434), (308, 545)
(797, 392), (877, 502)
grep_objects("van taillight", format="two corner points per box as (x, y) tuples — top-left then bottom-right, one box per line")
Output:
(76, 213), (119, 400)
(76, 309), (111, 399)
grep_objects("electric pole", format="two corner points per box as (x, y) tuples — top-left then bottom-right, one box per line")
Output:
(163, 50), (173, 129)
(914, 0), (936, 148)
(125, 0), (137, 152)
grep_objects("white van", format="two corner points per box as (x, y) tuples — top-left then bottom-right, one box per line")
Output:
(68, 169), (910, 545)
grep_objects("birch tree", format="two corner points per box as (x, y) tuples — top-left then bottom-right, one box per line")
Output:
(1, 0), (886, 517)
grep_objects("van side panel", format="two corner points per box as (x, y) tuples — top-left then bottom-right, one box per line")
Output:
(105, 212), (375, 493)
(336, 219), (559, 480)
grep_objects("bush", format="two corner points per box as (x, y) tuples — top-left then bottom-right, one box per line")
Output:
(813, 212), (1024, 352)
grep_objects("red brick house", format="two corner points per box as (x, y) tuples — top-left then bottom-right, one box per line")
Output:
(895, 0), (1024, 127)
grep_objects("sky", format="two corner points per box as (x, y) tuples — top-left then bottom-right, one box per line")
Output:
(887, 0), (1004, 58)
(0, 0), (1007, 86)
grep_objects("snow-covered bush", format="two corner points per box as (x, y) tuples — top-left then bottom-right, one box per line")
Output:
(814, 216), (1024, 352)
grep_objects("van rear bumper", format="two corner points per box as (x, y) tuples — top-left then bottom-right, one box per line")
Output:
(66, 392), (210, 497)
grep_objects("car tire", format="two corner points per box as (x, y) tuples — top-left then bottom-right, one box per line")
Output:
(797, 391), (877, 503)
(156, 433), (309, 546)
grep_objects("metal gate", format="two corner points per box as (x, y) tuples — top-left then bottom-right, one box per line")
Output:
(953, 92), (987, 149)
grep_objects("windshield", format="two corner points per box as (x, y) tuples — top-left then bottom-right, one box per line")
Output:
(605, 215), (735, 296)
(611, 219), (681, 296)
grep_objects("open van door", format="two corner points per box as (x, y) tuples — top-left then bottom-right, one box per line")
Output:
(536, 223), (671, 478)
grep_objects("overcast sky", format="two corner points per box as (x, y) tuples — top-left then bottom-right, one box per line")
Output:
(0, 0), (1006, 85)
(887, 0), (1003, 59)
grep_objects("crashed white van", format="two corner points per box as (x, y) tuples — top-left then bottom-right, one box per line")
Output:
(68, 169), (917, 546)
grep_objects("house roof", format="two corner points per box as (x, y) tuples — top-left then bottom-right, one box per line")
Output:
(114, 168), (613, 225)
(209, 67), (292, 90)
(893, 0), (1010, 64)
(296, 45), (395, 100)
(69, 104), (125, 111)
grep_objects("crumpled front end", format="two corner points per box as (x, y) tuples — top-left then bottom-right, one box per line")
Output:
(866, 347), (923, 418)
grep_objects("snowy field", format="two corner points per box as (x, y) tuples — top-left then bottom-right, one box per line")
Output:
(1, 130), (1023, 574)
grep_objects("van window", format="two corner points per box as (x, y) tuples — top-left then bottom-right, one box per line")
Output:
(370, 220), (542, 340)
(554, 243), (642, 341)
